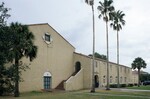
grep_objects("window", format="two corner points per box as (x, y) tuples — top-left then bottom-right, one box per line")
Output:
(45, 33), (50, 42)
(43, 33), (52, 44)
(115, 76), (118, 83)
(103, 76), (106, 83)
(110, 76), (113, 83)
(95, 61), (98, 68)
(120, 67), (122, 72)
(124, 77), (127, 83)
(124, 67), (127, 73)
(128, 69), (130, 73)
(120, 77), (122, 83)
(110, 65), (112, 71)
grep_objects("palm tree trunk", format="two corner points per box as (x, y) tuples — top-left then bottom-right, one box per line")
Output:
(106, 21), (110, 90)
(138, 69), (140, 87)
(14, 58), (19, 97)
(117, 31), (120, 88)
(91, 4), (95, 93)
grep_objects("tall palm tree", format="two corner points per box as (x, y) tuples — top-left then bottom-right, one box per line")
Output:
(97, 0), (115, 90)
(85, 0), (95, 92)
(110, 10), (125, 88)
(9, 22), (37, 97)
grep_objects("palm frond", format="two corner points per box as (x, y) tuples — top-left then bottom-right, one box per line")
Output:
(85, 0), (93, 6)
(110, 10), (125, 32)
(97, 0), (115, 22)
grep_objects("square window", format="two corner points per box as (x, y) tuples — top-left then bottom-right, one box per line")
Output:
(45, 34), (50, 42)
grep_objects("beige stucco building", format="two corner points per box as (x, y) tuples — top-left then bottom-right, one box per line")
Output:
(19, 23), (138, 92)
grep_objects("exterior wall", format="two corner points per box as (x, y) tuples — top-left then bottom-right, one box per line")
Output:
(64, 69), (83, 91)
(73, 52), (137, 89)
(18, 23), (138, 92)
(20, 23), (75, 92)
(99, 62), (136, 86)
(73, 53), (92, 89)
(132, 71), (138, 84)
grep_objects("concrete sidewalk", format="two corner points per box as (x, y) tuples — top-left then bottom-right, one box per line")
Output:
(96, 87), (150, 92)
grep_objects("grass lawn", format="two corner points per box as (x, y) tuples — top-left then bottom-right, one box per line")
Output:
(126, 85), (150, 90)
(1, 89), (150, 99)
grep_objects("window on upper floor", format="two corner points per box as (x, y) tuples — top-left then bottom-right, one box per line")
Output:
(110, 64), (112, 71)
(43, 33), (52, 44)
(124, 77), (127, 83)
(45, 33), (51, 42)
(95, 61), (98, 68)
(128, 69), (130, 73)
(120, 67), (122, 72)
(124, 67), (127, 73)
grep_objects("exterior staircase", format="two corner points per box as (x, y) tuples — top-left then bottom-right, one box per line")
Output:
(55, 71), (79, 90)
(55, 80), (66, 90)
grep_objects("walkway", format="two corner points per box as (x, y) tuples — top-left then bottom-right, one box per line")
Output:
(71, 88), (150, 99)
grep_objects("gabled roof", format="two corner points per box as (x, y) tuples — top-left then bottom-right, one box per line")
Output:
(27, 23), (75, 49)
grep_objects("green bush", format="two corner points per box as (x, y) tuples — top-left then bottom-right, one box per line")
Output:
(120, 84), (126, 87)
(134, 83), (138, 86)
(110, 84), (118, 88)
(110, 84), (128, 88)
(128, 83), (134, 87)
(0, 78), (14, 96)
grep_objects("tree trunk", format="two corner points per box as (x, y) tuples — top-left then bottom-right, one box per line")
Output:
(106, 21), (110, 90)
(14, 59), (19, 97)
(91, 4), (95, 93)
(117, 31), (120, 88)
(138, 69), (140, 87)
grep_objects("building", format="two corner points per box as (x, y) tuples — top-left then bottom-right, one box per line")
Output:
(19, 23), (138, 92)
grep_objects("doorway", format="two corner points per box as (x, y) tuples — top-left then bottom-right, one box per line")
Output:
(95, 75), (99, 88)
(75, 61), (81, 73)
(43, 72), (52, 90)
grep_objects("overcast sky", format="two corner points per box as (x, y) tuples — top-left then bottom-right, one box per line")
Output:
(3, 0), (150, 73)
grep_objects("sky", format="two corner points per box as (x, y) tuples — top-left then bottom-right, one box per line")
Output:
(3, 0), (150, 73)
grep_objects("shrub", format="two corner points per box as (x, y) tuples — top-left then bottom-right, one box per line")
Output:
(128, 83), (134, 87)
(134, 83), (138, 86)
(0, 78), (14, 96)
(120, 84), (126, 87)
(110, 84), (118, 88)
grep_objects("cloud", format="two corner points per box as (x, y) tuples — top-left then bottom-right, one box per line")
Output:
(3, 0), (150, 73)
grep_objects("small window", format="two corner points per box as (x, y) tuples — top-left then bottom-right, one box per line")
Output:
(103, 76), (106, 83)
(120, 77), (122, 83)
(110, 65), (112, 71)
(115, 76), (118, 83)
(110, 76), (113, 83)
(124, 77), (127, 83)
(95, 61), (97, 67)
(45, 33), (51, 42)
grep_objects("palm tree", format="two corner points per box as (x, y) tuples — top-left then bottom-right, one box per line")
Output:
(85, 0), (95, 92)
(9, 22), (37, 97)
(132, 57), (147, 87)
(110, 10), (125, 88)
(97, 0), (115, 90)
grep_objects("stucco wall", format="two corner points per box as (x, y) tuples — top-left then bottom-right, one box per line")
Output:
(19, 23), (75, 92)
(74, 52), (137, 89)
(73, 53), (92, 89)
